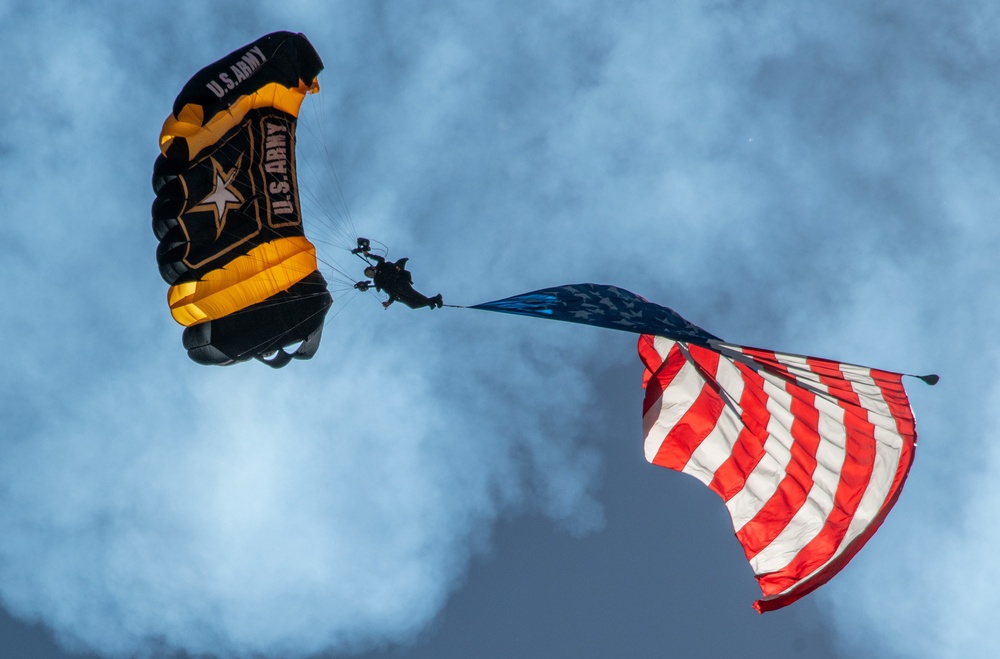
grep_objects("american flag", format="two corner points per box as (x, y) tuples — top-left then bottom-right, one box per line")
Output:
(473, 283), (932, 610)
(639, 334), (921, 612)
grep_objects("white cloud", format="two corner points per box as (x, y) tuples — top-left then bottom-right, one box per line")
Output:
(2, 1), (999, 657)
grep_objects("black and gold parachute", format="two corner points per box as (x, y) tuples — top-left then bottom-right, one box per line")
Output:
(152, 32), (332, 367)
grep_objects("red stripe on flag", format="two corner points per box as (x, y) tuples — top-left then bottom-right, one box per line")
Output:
(635, 338), (921, 613)
(638, 334), (665, 389)
(754, 417), (914, 612)
(736, 383), (822, 560)
(651, 350), (724, 471)
(754, 362), (878, 602)
(870, 369), (917, 441)
(707, 359), (771, 501)
(641, 341), (686, 417)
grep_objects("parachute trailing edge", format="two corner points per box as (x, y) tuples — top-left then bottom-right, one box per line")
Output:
(151, 31), (332, 367)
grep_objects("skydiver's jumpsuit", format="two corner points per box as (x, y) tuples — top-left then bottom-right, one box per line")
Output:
(368, 255), (443, 310)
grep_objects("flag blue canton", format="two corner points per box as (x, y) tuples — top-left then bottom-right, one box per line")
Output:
(472, 284), (720, 345)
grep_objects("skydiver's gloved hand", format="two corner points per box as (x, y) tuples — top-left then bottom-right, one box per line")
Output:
(382, 299), (393, 309)
(352, 237), (371, 255)
(354, 280), (371, 292)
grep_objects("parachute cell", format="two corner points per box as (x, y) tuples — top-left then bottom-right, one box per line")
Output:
(151, 31), (332, 367)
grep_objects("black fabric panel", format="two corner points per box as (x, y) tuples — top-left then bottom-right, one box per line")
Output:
(181, 271), (333, 366)
(155, 109), (307, 283)
(169, 31), (323, 127)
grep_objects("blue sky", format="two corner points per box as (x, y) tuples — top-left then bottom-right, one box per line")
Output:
(1, 1), (997, 657)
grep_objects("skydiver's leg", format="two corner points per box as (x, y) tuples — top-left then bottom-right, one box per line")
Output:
(397, 294), (433, 309)
(394, 283), (435, 309)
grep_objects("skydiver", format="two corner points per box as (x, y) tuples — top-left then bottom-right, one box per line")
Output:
(353, 240), (443, 310)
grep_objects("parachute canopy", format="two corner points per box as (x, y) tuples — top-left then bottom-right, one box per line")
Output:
(151, 31), (331, 367)
(474, 283), (930, 610)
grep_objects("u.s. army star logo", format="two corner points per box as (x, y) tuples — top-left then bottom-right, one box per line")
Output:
(190, 157), (244, 238)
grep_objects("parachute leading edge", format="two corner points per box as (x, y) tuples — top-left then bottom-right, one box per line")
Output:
(151, 31), (332, 367)
(474, 283), (932, 611)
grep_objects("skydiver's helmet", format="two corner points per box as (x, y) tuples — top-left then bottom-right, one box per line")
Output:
(364, 266), (376, 278)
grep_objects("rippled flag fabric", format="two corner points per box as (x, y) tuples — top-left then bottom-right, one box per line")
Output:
(473, 283), (925, 611)
(471, 284), (720, 344)
(639, 335), (919, 612)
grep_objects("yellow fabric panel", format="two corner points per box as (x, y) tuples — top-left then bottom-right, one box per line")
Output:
(159, 79), (320, 161)
(168, 236), (318, 326)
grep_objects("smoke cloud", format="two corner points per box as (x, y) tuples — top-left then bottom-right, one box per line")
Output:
(0, 1), (997, 657)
